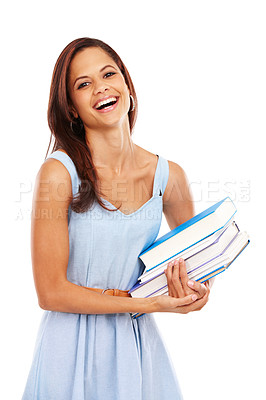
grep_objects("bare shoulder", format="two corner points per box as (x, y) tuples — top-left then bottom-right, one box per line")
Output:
(41, 154), (71, 182)
(162, 158), (194, 229)
(33, 154), (72, 206)
(163, 159), (189, 206)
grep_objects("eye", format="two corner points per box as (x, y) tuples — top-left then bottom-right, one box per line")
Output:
(77, 72), (116, 89)
(105, 72), (116, 78)
(78, 82), (90, 89)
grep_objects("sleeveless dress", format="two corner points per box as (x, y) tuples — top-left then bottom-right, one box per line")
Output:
(22, 150), (183, 400)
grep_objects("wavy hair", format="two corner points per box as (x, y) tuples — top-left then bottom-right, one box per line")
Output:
(46, 37), (138, 213)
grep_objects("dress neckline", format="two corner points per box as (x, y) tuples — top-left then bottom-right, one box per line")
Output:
(100, 155), (160, 217)
(55, 149), (160, 218)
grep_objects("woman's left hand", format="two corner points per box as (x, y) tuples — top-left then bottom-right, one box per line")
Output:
(164, 258), (211, 312)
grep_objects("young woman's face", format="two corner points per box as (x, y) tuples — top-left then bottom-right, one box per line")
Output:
(67, 47), (131, 129)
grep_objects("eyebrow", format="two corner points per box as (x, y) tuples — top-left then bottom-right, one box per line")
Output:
(73, 64), (117, 87)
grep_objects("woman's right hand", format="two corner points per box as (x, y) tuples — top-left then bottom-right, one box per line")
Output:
(153, 292), (198, 314)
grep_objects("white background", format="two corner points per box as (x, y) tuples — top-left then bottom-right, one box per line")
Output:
(1, 1), (265, 399)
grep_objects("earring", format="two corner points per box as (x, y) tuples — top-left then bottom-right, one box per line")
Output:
(70, 121), (75, 132)
(129, 94), (135, 112)
(70, 118), (84, 135)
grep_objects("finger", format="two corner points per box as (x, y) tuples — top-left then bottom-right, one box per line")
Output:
(172, 259), (185, 297)
(179, 258), (191, 295)
(188, 288), (210, 311)
(180, 294), (208, 314)
(165, 261), (175, 297)
(204, 280), (210, 289)
(171, 293), (198, 307)
(187, 279), (207, 299)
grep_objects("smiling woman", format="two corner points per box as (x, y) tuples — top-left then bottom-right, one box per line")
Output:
(21, 37), (209, 400)
(46, 38), (138, 214)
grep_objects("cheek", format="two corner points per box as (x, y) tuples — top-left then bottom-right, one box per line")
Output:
(120, 90), (130, 112)
(117, 75), (129, 94)
(120, 83), (130, 102)
(74, 92), (91, 111)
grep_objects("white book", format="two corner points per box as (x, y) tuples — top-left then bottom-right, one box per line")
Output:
(191, 231), (249, 281)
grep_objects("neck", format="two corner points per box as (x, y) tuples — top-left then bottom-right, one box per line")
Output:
(84, 119), (136, 176)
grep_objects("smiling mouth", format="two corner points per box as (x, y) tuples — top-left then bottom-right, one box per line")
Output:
(94, 97), (119, 113)
(96, 99), (118, 110)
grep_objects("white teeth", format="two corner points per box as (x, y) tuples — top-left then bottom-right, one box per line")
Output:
(95, 97), (117, 109)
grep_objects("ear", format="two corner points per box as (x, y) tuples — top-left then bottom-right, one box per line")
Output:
(69, 105), (78, 119)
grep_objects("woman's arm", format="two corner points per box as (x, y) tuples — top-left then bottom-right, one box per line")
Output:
(31, 158), (199, 315)
(31, 158), (152, 314)
(163, 160), (195, 228)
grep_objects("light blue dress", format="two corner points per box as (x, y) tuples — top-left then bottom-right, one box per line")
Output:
(22, 150), (183, 400)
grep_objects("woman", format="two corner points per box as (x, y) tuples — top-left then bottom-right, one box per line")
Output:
(22, 37), (210, 400)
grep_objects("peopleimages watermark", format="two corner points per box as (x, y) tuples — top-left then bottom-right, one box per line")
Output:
(14, 178), (251, 221)
(189, 179), (250, 203)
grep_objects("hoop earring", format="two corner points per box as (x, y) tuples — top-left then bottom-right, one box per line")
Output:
(70, 118), (84, 135)
(70, 121), (75, 133)
(129, 94), (135, 112)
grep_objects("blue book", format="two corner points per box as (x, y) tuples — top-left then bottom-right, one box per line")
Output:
(138, 197), (237, 274)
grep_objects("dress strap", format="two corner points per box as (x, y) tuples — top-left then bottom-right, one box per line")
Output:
(153, 154), (169, 197)
(45, 150), (80, 197)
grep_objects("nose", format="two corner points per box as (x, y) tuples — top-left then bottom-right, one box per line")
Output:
(93, 80), (110, 95)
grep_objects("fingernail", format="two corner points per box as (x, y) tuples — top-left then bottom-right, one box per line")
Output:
(187, 280), (194, 287)
(179, 258), (183, 264)
(192, 294), (197, 301)
(174, 259), (178, 265)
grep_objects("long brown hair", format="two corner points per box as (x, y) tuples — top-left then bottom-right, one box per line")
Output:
(46, 37), (138, 213)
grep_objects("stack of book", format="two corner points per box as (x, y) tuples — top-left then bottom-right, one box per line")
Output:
(129, 197), (250, 319)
